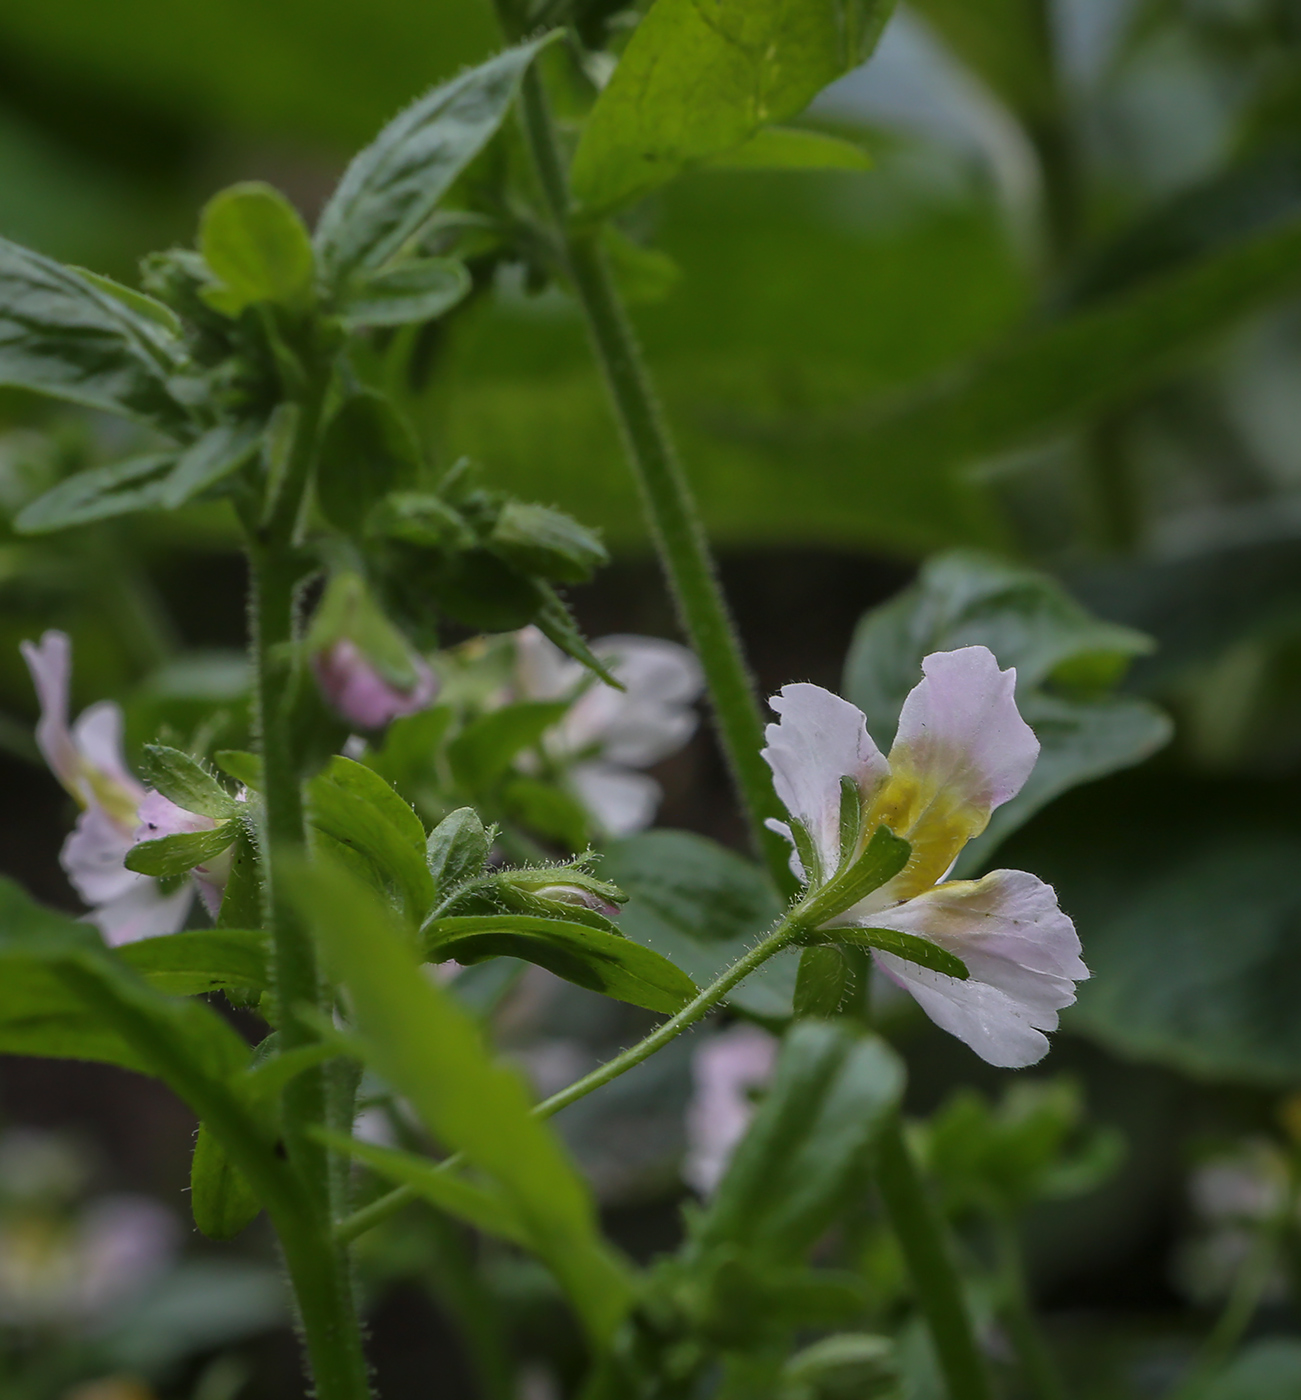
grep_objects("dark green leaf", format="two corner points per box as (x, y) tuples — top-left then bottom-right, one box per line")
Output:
(315, 35), (559, 283)
(446, 701), (569, 788)
(699, 1021), (904, 1261)
(124, 821), (240, 878)
(339, 257), (470, 328)
(570, 0), (894, 214)
(307, 756), (433, 923)
(533, 585), (621, 689)
(603, 830), (795, 1018)
(490, 501), (609, 584)
(426, 807), (490, 892)
(199, 181), (314, 313)
(214, 749), (264, 790)
(0, 234), (185, 425)
(793, 945), (858, 1020)
(425, 914), (698, 1014)
(141, 744), (238, 818)
(799, 826), (911, 926)
(316, 391), (421, 532)
(191, 1122), (261, 1240)
(1201, 1340), (1301, 1400)
(160, 420), (263, 509)
(908, 0), (1053, 124)
(117, 929), (269, 998)
(286, 857), (634, 1342)
(366, 491), (475, 549)
(707, 126), (872, 172)
(836, 927), (967, 980)
(14, 453), (176, 534)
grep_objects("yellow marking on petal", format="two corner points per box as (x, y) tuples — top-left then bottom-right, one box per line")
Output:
(861, 756), (989, 902)
(82, 765), (141, 827)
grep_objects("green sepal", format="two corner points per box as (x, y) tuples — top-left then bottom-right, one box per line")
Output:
(490, 501), (609, 584)
(367, 491), (475, 550)
(835, 927), (969, 980)
(797, 826), (909, 928)
(141, 744), (239, 819)
(191, 1121), (262, 1240)
(214, 749), (264, 790)
(124, 821), (240, 879)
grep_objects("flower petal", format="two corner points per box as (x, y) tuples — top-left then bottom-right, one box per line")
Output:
(20, 630), (80, 796)
(683, 1025), (778, 1196)
(86, 875), (194, 946)
(515, 625), (583, 702)
(570, 761), (662, 837)
(312, 639), (437, 729)
(867, 647), (1038, 898)
(587, 635), (702, 766)
(868, 869), (1086, 1069)
(762, 683), (889, 881)
(61, 806), (140, 906)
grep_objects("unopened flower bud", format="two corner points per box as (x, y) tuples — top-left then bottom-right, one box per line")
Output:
(311, 638), (437, 730)
(529, 883), (621, 919)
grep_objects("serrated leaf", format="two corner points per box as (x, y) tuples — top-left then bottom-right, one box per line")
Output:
(316, 35), (560, 283)
(0, 234), (185, 426)
(425, 914), (698, 1014)
(339, 257), (471, 328)
(570, 0), (894, 215)
(15, 453), (177, 534)
(141, 744), (238, 818)
(160, 420), (263, 509)
(124, 822), (240, 879)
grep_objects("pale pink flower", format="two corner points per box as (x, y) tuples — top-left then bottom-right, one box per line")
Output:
(514, 627), (703, 836)
(762, 647), (1087, 1069)
(682, 1025), (778, 1196)
(311, 638), (438, 730)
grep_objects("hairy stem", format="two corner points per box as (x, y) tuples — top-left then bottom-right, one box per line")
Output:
(515, 66), (793, 892)
(334, 911), (807, 1244)
(874, 1119), (996, 1400)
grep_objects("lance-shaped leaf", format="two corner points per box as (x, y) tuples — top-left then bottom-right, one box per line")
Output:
(339, 257), (471, 329)
(697, 1020), (904, 1261)
(160, 420), (264, 510)
(315, 35), (559, 285)
(835, 926), (968, 979)
(843, 551), (1171, 870)
(286, 858), (635, 1342)
(117, 929), (270, 999)
(307, 756), (434, 924)
(425, 914), (698, 1014)
(570, 0), (895, 215)
(0, 235), (185, 426)
(141, 744), (240, 819)
(15, 453), (177, 535)
(125, 822), (241, 879)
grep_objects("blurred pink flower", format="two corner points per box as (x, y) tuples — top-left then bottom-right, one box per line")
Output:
(311, 637), (438, 730)
(762, 647), (1088, 1069)
(682, 1025), (778, 1196)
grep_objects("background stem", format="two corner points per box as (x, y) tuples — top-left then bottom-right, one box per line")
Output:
(994, 1212), (1068, 1400)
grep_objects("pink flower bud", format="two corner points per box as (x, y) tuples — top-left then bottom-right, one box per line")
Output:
(530, 884), (622, 919)
(311, 638), (438, 730)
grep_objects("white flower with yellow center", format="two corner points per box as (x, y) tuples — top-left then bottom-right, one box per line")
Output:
(762, 645), (1087, 1068)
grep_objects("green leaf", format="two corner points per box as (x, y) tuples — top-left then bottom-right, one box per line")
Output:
(1200, 1340), (1301, 1400)
(603, 830), (796, 1019)
(191, 1122), (261, 1240)
(490, 501), (609, 584)
(286, 857), (634, 1342)
(0, 234), (185, 426)
(426, 807), (491, 892)
(836, 927), (968, 980)
(339, 257), (471, 328)
(799, 826), (911, 925)
(307, 756), (434, 924)
(141, 744), (239, 818)
(117, 929), (269, 998)
(160, 420), (263, 510)
(316, 1129), (535, 1247)
(793, 945), (858, 1020)
(707, 126), (872, 172)
(72, 267), (182, 338)
(124, 821), (240, 879)
(533, 585), (621, 689)
(14, 453), (177, 534)
(316, 391), (421, 532)
(214, 749), (264, 790)
(199, 181), (314, 313)
(425, 915), (698, 1014)
(570, 0), (894, 214)
(315, 35), (560, 284)
(843, 551), (1171, 869)
(446, 701), (569, 788)
(699, 1021), (904, 1261)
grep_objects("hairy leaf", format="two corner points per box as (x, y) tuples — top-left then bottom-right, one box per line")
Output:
(124, 822), (240, 879)
(141, 744), (239, 818)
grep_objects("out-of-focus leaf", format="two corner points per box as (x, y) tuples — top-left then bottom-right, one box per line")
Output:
(316, 35), (558, 284)
(316, 390), (420, 532)
(698, 1021), (904, 1260)
(707, 126), (872, 172)
(909, 0), (1053, 123)
(446, 701), (569, 788)
(570, 0), (894, 214)
(843, 552), (1171, 869)
(14, 452), (176, 534)
(1200, 1340), (1301, 1399)
(0, 234), (184, 425)
(160, 420), (263, 509)
(117, 929), (269, 998)
(339, 257), (470, 328)
(287, 858), (634, 1342)
(191, 1122), (261, 1240)
(425, 914), (698, 1014)
(199, 181), (314, 313)
(490, 501), (608, 584)
(603, 830), (796, 1019)
(307, 756), (434, 924)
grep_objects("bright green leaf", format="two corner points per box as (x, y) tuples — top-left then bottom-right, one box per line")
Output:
(141, 744), (239, 818)
(191, 1122), (261, 1240)
(707, 126), (872, 172)
(124, 822), (240, 879)
(199, 181), (314, 313)
(117, 929), (269, 998)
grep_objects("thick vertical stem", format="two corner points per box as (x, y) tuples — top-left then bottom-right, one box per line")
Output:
(516, 70), (793, 891)
(874, 1118), (996, 1400)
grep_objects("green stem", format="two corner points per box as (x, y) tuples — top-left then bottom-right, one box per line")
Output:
(334, 910), (808, 1244)
(874, 1118), (996, 1400)
(994, 1213), (1068, 1400)
(245, 373), (372, 1399)
(515, 67), (793, 893)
